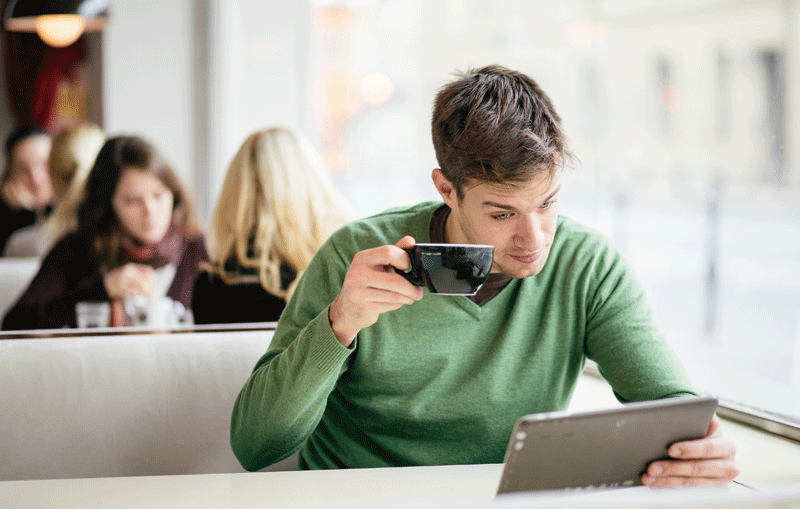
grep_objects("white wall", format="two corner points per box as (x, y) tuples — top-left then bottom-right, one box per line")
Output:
(103, 0), (194, 186)
(787, 1), (800, 187)
(102, 0), (310, 224)
(205, 0), (310, 221)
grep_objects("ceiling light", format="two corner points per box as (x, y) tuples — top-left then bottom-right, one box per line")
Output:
(4, 0), (109, 48)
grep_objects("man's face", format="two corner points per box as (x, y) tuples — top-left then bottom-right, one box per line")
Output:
(8, 134), (53, 208)
(433, 169), (561, 279)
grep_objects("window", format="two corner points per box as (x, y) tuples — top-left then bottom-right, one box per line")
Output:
(309, 0), (800, 428)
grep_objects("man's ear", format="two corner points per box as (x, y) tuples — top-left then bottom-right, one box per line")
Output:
(431, 169), (458, 208)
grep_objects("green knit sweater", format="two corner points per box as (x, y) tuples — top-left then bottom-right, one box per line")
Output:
(230, 202), (695, 471)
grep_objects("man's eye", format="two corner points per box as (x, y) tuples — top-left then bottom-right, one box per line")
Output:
(493, 213), (511, 220)
(540, 200), (553, 209)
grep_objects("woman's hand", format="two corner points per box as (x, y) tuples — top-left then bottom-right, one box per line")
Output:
(103, 263), (155, 299)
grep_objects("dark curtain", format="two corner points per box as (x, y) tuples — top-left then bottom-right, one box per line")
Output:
(2, 0), (86, 130)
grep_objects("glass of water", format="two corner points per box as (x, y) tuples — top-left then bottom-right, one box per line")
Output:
(75, 302), (111, 328)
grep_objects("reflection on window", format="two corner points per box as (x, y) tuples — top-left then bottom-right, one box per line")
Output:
(309, 0), (800, 423)
(760, 48), (785, 185)
(655, 56), (676, 137)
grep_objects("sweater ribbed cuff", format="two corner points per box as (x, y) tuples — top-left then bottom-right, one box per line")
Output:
(307, 305), (356, 374)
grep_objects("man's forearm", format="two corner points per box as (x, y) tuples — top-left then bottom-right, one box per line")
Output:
(230, 309), (353, 470)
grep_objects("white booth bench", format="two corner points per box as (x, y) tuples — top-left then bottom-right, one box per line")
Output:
(3, 323), (799, 488)
(0, 257), (40, 320)
(0, 326), (297, 481)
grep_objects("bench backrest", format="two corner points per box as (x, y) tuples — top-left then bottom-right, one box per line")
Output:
(0, 329), (295, 480)
(0, 257), (40, 319)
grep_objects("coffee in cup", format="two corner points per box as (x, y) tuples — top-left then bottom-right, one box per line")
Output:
(397, 243), (494, 295)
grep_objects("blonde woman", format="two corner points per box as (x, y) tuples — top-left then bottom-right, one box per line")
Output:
(191, 127), (354, 324)
(3, 123), (105, 257)
(44, 123), (106, 242)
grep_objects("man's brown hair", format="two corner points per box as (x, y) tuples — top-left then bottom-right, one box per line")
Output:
(431, 65), (573, 198)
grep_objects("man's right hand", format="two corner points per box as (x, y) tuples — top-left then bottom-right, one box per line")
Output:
(328, 235), (424, 348)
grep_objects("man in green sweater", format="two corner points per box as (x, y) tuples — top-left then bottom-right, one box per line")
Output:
(231, 65), (738, 486)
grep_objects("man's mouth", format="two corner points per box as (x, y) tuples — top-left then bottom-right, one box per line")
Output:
(509, 251), (542, 264)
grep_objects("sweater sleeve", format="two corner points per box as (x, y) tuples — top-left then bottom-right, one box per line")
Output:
(1, 235), (109, 330)
(229, 236), (356, 471)
(583, 241), (696, 403)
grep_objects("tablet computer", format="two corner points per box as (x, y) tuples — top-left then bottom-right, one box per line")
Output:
(496, 396), (718, 495)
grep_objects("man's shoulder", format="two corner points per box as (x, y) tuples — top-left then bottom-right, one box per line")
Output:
(330, 201), (442, 249)
(356, 201), (442, 227)
(541, 215), (636, 291)
(550, 215), (623, 267)
(555, 215), (610, 246)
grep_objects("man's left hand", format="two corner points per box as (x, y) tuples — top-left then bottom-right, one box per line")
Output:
(642, 415), (739, 487)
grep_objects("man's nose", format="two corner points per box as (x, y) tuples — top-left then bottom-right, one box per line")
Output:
(515, 214), (545, 249)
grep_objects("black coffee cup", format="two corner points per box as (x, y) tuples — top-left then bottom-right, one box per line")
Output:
(397, 243), (494, 295)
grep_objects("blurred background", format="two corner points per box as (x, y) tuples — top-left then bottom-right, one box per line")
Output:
(2, 0), (799, 422)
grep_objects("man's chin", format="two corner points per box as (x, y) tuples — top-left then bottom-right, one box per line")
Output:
(494, 263), (544, 279)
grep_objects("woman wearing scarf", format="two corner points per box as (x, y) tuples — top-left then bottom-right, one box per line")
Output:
(1, 136), (208, 330)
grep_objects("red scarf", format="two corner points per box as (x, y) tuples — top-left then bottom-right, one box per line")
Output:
(108, 221), (185, 326)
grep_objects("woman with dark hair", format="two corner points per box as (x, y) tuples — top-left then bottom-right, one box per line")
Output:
(4, 123), (105, 257)
(2, 135), (209, 330)
(0, 126), (53, 254)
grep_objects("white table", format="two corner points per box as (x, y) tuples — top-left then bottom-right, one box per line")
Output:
(4, 464), (496, 509)
(2, 463), (796, 509)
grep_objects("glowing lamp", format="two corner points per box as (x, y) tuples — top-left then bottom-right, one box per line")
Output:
(4, 0), (108, 48)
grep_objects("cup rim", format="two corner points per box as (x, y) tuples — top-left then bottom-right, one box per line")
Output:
(75, 301), (111, 311)
(413, 243), (494, 249)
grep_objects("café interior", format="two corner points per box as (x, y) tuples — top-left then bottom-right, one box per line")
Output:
(1, 1), (800, 508)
